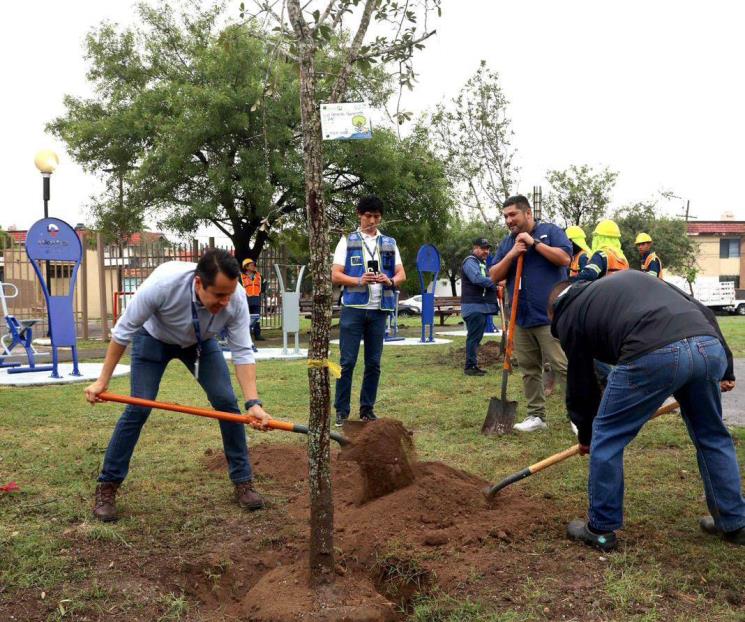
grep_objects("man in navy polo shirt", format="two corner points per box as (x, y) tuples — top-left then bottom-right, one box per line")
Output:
(490, 195), (573, 432)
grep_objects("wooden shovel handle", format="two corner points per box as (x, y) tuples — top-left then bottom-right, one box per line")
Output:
(503, 255), (524, 369)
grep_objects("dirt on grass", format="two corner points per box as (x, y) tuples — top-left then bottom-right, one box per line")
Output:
(197, 419), (546, 620)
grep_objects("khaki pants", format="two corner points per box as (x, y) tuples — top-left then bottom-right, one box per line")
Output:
(513, 324), (567, 420)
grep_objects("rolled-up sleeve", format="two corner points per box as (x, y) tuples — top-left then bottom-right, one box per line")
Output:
(226, 292), (256, 365)
(111, 284), (164, 346)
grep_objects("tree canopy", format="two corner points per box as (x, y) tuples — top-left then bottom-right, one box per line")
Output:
(431, 60), (517, 232)
(48, 2), (450, 261)
(544, 164), (618, 228)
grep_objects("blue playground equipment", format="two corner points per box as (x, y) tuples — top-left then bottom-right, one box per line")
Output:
(416, 244), (441, 343)
(0, 282), (51, 371)
(17, 217), (83, 378)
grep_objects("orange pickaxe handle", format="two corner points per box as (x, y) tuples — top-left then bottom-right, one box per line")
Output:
(97, 392), (350, 446)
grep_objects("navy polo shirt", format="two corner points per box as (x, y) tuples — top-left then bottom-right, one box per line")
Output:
(494, 221), (572, 328)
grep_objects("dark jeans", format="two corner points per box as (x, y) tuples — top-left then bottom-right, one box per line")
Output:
(588, 336), (745, 533)
(463, 312), (487, 369)
(334, 306), (388, 416)
(99, 329), (253, 484)
(248, 299), (261, 339)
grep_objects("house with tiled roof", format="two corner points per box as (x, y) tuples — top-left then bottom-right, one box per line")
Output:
(687, 215), (745, 289)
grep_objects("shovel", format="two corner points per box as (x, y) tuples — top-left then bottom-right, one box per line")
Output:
(496, 284), (508, 362)
(483, 399), (680, 498)
(482, 255), (524, 435)
(96, 392), (351, 446)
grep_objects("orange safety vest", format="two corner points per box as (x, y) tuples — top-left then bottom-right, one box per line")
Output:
(604, 247), (629, 273)
(569, 250), (587, 278)
(242, 271), (262, 297)
(642, 252), (663, 278)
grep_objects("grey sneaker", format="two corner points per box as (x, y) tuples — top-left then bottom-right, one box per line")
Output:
(699, 515), (745, 545)
(567, 519), (617, 552)
(335, 413), (348, 428)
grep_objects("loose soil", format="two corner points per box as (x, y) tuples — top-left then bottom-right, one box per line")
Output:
(200, 419), (548, 620)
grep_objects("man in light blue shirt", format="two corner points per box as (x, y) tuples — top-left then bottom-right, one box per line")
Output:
(85, 249), (271, 521)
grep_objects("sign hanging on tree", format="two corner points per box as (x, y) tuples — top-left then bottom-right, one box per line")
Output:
(320, 102), (372, 141)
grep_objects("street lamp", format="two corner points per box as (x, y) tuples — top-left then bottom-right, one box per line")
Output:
(34, 149), (59, 294)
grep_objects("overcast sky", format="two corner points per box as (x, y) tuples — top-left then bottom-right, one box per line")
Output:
(2, 0), (744, 237)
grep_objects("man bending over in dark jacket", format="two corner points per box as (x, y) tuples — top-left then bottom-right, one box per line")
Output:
(549, 270), (745, 551)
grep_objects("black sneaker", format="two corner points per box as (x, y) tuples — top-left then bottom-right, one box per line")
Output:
(335, 413), (348, 428)
(464, 367), (486, 376)
(254, 335), (266, 341)
(360, 409), (378, 422)
(567, 519), (617, 552)
(700, 515), (745, 545)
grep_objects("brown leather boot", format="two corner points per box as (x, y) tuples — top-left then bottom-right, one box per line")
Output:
(93, 482), (120, 522)
(234, 481), (265, 511)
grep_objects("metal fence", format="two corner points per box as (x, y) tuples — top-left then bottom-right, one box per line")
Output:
(0, 235), (287, 341)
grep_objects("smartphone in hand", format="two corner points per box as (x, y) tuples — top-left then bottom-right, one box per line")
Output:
(367, 259), (379, 273)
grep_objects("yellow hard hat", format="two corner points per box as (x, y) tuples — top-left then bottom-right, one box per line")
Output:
(635, 232), (653, 245)
(565, 225), (587, 242)
(593, 219), (621, 238)
(242, 258), (256, 268)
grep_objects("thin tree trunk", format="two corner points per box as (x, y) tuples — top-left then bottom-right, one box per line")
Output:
(296, 32), (335, 585)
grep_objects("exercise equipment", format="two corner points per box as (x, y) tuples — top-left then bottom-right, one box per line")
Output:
(384, 290), (405, 342)
(0, 281), (49, 371)
(274, 264), (306, 355)
(416, 244), (441, 343)
(20, 217), (83, 378)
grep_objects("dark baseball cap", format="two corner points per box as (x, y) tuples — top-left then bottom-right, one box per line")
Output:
(472, 237), (492, 248)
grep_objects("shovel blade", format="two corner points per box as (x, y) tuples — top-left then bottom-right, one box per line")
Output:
(481, 397), (517, 436)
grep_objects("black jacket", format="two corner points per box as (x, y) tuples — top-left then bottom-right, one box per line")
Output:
(551, 271), (735, 444)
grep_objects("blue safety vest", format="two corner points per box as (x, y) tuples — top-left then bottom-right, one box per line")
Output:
(342, 231), (397, 311)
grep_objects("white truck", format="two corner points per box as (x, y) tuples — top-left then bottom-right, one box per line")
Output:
(665, 276), (737, 312)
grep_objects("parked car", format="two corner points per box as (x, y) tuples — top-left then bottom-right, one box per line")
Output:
(398, 295), (422, 315)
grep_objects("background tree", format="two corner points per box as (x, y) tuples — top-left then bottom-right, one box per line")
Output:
(50, 3), (443, 262)
(431, 60), (517, 232)
(544, 164), (618, 227)
(438, 217), (503, 295)
(613, 200), (699, 285)
(251, 0), (441, 585)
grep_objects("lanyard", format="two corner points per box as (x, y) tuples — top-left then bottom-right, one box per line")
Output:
(191, 300), (203, 380)
(360, 231), (379, 261)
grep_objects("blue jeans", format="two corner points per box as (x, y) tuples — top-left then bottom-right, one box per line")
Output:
(463, 312), (487, 369)
(334, 306), (388, 416)
(99, 329), (253, 484)
(588, 336), (745, 533)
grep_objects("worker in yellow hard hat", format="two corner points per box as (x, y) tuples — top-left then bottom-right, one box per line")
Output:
(635, 233), (663, 278)
(575, 220), (629, 282)
(565, 225), (591, 279)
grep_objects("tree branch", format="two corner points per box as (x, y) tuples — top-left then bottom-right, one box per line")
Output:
(329, 0), (379, 102)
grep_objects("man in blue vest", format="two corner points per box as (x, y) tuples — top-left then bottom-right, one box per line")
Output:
(461, 238), (499, 375)
(331, 195), (406, 427)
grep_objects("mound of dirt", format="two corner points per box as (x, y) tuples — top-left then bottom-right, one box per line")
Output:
(200, 420), (550, 620)
(339, 419), (416, 503)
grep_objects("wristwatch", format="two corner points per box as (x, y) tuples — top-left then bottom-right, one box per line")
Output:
(245, 399), (263, 410)
(388, 276), (395, 287)
(533, 239), (542, 248)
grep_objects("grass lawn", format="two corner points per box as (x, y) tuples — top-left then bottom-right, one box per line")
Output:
(1, 317), (744, 620)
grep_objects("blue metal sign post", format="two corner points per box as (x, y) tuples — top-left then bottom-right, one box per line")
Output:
(416, 244), (441, 343)
(21, 218), (83, 378)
